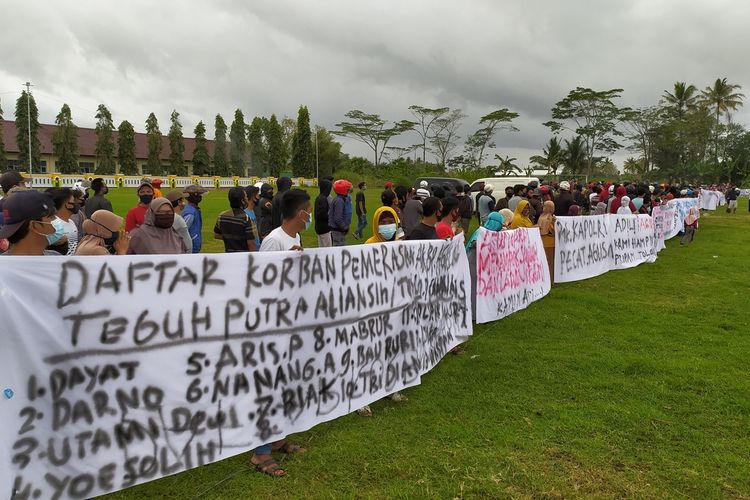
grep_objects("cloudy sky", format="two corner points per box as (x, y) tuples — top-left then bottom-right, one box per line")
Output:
(1, 0), (748, 169)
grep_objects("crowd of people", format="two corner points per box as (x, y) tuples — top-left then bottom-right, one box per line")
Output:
(0, 168), (742, 477)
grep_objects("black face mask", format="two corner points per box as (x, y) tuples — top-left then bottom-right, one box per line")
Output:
(188, 194), (202, 205)
(104, 231), (119, 246)
(67, 203), (80, 215)
(154, 213), (175, 228)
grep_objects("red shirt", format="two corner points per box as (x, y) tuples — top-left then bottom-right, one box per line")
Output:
(435, 221), (455, 239)
(125, 205), (148, 233)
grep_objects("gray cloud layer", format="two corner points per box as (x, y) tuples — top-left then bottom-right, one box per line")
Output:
(2, 0), (748, 168)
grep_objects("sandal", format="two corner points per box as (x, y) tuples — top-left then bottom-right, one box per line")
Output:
(356, 405), (373, 417)
(450, 346), (466, 355)
(388, 392), (409, 402)
(254, 458), (286, 477)
(274, 441), (306, 454)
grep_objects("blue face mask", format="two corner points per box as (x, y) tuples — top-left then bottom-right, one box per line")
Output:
(36, 219), (65, 245)
(378, 223), (397, 240)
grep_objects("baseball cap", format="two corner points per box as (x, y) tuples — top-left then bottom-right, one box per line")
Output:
(138, 180), (154, 190)
(0, 190), (56, 239)
(165, 189), (185, 204)
(1, 170), (31, 194)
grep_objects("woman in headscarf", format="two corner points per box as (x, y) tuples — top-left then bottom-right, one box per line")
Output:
(536, 200), (556, 284)
(680, 208), (699, 246)
(364, 206), (401, 244)
(610, 185), (636, 214)
(510, 199), (534, 229)
(567, 205), (581, 216)
(76, 210), (129, 255)
(127, 198), (187, 255)
(593, 198), (607, 215)
(499, 208), (514, 229)
(616, 196), (633, 215)
(466, 211), (505, 321)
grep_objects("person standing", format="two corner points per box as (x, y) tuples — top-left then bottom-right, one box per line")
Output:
(726, 185), (739, 214)
(407, 197), (441, 240)
(125, 181), (155, 233)
(495, 186), (514, 211)
(0, 190), (62, 256)
(127, 198), (187, 254)
(0, 170), (31, 200)
(329, 179), (352, 246)
(554, 181), (574, 216)
(85, 178), (113, 217)
(401, 190), (423, 237)
(45, 187), (79, 255)
(435, 196), (461, 239)
(257, 183), (274, 240)
(681, 208), (699, 245)
(457, 185), (473, 236)
(510, 200), (534, 229)
(182, 184), (208, 253)
(214, 187), (258, 252)
(271, 176), (293, 230)
(354, 181), (368, 239)
(165, 189), (192, 253)
(315, 179), (333, 247)
(508, 184), (526, 212)
(243, 185), (262, 250)
(477, 184), (495, 225)
(536, 200), (556, 283)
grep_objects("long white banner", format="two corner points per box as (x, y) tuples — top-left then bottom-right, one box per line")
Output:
(0, 237), (472, 499)
(699, 190), (725, 210)
(475, 227), (551, 324)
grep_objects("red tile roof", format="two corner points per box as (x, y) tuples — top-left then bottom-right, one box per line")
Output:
(1, 119), (215, 162)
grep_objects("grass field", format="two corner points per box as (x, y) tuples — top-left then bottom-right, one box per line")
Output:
(103, 188), (750, 498)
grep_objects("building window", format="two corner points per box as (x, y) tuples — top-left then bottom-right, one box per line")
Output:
(141, 164), (149, 175)
(38, 161), (47, 174)
(7, 159), (21, 169)
(78, 162), (95, 174)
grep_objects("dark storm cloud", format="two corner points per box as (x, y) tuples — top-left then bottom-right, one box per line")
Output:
(2, 0), (749, 167)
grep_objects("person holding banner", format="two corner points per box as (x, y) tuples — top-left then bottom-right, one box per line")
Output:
(510, 200), (534, 229)
(466, 211), (505, 318)
(536, 200), (556, 283)
(127, 198), (187, 254)
(617, 196), (634, 215)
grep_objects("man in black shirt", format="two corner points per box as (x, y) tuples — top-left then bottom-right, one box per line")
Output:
(407, 196), (441, 240)
(354, 181), (367, 239)
(315, 179), (333, 247)
(85, 178), (113, 217)
(271, 176), (292, 229)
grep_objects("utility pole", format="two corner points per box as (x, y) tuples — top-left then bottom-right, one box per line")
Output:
(24, 81), (33, 181)
(314, 125), (319, 180)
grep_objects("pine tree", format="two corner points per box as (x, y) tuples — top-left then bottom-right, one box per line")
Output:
(230, 109), (247, 176)
(213, 114), (229, 176)
(266, 114), (286, 176)
(145, 113), (162, 176)
(292, 105), (315, 177)
(52, 104), (79, 174)
(94, 104), (116, 174)
(117, 121), (137, 175)
(248, 116), (268, 176)
(14, 91), (40, 171)
(192, 121), (210, 176)
(0, 100), (6, 170)
(168, 110), (185, 175)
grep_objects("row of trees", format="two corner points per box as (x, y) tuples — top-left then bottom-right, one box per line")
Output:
(0, 94), (344, 178)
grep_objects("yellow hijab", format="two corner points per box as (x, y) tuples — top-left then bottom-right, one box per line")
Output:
(365, 206), (401, 244)
(511, 199), (534, 229)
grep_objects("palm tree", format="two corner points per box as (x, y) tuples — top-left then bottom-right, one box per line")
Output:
(562, 136), (587, 174)
(494, 154), (520, 176)
(700, 78), (745, 125)
(662, 82), (698, 119)
(530, 137), (564, 174)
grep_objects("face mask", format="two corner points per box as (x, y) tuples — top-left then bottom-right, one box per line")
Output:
(378, 223), (397, 240)
(154, 213), (175, 228)
(35, 219), (65, 245)
(104, 231), (119, 246)
(67, 202), (80, 215)
(140, 195), (153, 205)
(301, 211), (312, 230)
(188, 194), (202, 205)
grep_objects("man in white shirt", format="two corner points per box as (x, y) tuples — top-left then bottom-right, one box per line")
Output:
(259, 189), (311, 252)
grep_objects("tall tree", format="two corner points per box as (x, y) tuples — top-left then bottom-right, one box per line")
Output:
(623, 106), (663, 174)
(247, 116), (268, 176)
(52, 104), (78, 174)
(94, 104), (116, 174)
(292, 105), (315, 177)
(662, 82), (699, 119)
(409, 105), (450, 163)
(145, 113), (162, 176)
(14, 90), (40, 171)
(530, 137), (564, 175)
(334, 110), (415, 167)
(544, 87), (630, 177)
(266, 114), (286, 176)
(280, 116), (297, 162)
(117, 120), (137, 175)
(168, 110), (185, 175)
(0, 100), (6, 170)
(314, 126), (343, 178)
(700, 77), (745, 125)
(192, 121), (210, 176)
(464, 108), (519, 168)
(429, 109), (465, 171)
(229, 109), (246, 176)
(213, 114), (229, 176)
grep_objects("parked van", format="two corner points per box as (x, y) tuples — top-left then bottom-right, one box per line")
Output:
(469, 177), (540, 194)
(413, 177), (470, 196)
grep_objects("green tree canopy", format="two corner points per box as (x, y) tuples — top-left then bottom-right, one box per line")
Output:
(662, 82), (699, 119)
(247, 116), (268, 176)
(334, 110), (414, 167)
(117, 120), (137, 175)
(94, 104), (116, 174)
(14, 90), (40, 171)
(213, 114), (229, 177)
(700, 78), (745, 125)
(266, 114), (286, 176)
(192, 121), (210, 177)
(429, 109), (465, 172)
(52, 104), (78, 174)
(145, 113), (163, 176)
(168, 110), (186, 176)
(530, 137), (564, 175)
(409, 105), (450, 164)
(315, 126), (343, 178)
(292, 105), (315, 177)
(464, 108), (519, 168)
(229, 109), (247, 176)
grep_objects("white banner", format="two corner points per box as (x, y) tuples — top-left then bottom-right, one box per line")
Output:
(610, 214), (658, 270)
(554, 215), (613, 283)
(652, 205), (676, 252)
(665, 198), (700, 240)
(699, 190), (724, 210)
(475, 227), (551, 324)
(0, 238), (472, 499)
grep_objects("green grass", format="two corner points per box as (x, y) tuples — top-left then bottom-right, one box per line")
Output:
(104, 192), (750, 498)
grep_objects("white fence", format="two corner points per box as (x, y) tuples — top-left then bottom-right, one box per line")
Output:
(26, 174), (319, 189)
